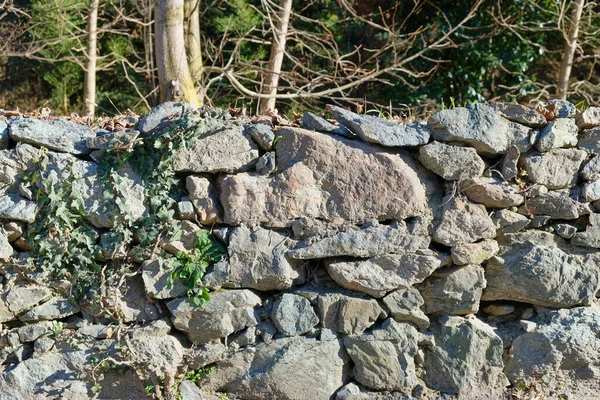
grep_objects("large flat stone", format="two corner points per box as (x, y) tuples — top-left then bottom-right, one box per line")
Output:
(461, 177), (524, 208)
(519, 149), (587, 189)
(418, 141), (485, 181)
(9, 118), (96, 155)
(432, 196), (496, 246)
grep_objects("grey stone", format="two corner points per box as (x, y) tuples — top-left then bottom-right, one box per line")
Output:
(571, 213), (600, 248)
(187, 342), (227, 369)
(125, 335), (183, 375)
(173, 125), (259, 173)
(335, 383), (369, 400)
(500, 145), (521, 181)
(581, 156), (600, 180)
(2, 221), (24, 242)
(16, 321), (54, 342)
(244, 124), (275, 151)
(317, 292), (386, 335)
(483, 239), (599, 307)
(86, 129), (138, 150)
(541, 99), (577, 118)
(19, 297), (79, 322)
(529, 215), (552, 228)
(138, 101), (185, 134)
(167, 289), (262, 344)
(423, 316), (506, 397)
(0, 230), (12, 261)
(554, 223), (578, 239)
(301, 112), (353, 137)
(9, 118), (96, 154)
(518, 191), (587, 220)
(201, 259), (230, 290)
(221, 127), (432, 227)
(129, 319), (172, 339)
(79, 323), (114, 339)
(325, 253), (441, 298)
(576, 106), (600, 129)
(186, 175), (222, 224)
(432, 196), (496, 246)
(583, 179), (600, 202)
(289, 224), (430, 259)
(428, 104), (533, 155)
(461, 177), (524, 208)
(578, 128), (600, 154)
(0, 299), (14, 323)
(505, 306), (600, 399)
(451, 239), (499, 265)
(519, 148), (586, 189)
(0, 121), (8, 149)
(0, 193), (37, 222)
(418, 141), (485, 180)
(203, 336), (348, 400)
(488, 102), (547, 127)
(102, 275), (161, 323)
(5, 285), (53, 314)
(229, 326), (256, 348)
(328, 105), (429, 147)
(491, 209), (530, 234)
(177, 197), (196, 220)
(179, 380), (205, 400)
(227, 225), (302, 291)
(418, 265), (486, 315)
(33, 336), (55, 356)
(99, 232), (128, 260)
(255, 151), (276, 175)
(343, 319), (419, 391)
(382, 288), (430, 330)
(142, 258), (188, 299)
(535, 118), (578, 152)
(482, 304), (515, 316)
(270, 293), (319, 336)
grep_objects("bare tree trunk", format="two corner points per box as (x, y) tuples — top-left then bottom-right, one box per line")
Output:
(83, 0), (99, 117)
(184, 0), (203, 85)
(557, 0), (585, 100)
(258, 0), (293, 114)
(155, 0), (201, 107)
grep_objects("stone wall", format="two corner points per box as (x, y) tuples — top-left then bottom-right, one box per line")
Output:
(0, 100), (600, 399)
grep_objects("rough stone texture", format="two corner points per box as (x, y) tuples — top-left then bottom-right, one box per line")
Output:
(428, 104), (533, 155)
(451, 239), (499, 265)
(382, 288), (429, 330)
(19, 297), (79, 322)
(535, 118), (578, 152)
(539, 99), (577, 118)
(173, 125), (259, 173)
(500, 145), (521, 181)
(0, 230), (12, 261)
(519, 149), (587, 189)
(186, 175), (222, 224)
(423, 316), (506, 397)
(202, 336), (348, 400)
(581, 155), (600, 181)
(325, 253), (441, 298)
(483, 233), (600, 307)
(301, 112), (353, 137)
(167, 290), (262, 344)
(576, 106), (600, 129)
(270, 293), (319, 336)
(179, 380), (205, 400)
(482, 304), (514, 316)
(103, 275), (161, 323)
(461, 177), (524, 208)
(255, 151), (276, 175)
(577, 128), (600, 154)
(329, 105), (429, 147)
(343, 319), (419, 391)
(505, 305), (600, 399)
(0, 192), (37, 222)
(432, 196), (496, 246)
(488, 102), (547, 127)
(137, 101), (185, 134)
(571, 213), (600, 248)
(142, 259), (188, 299)
(0, 121), (8, 150)
(227, 225), (303, 291)
(5, 285), (53, 315)
(244, 123), (275, 151)
(491, 209), (530, 234)
(125, 335), (184, 375)
(317, 291), (386, 335)
(583, 179), (600, 202)
(418, 265), (486, 315)
(418, 141), (485, 180)
(9, 118), (96, 155)
(518, 191), (588, 220)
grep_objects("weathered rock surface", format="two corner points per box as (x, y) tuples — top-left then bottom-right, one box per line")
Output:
(581, 155), (600, 181)
(329, 105), (429, 147)
(418, 141), (485, 180)
(5, 285), (53, 315)
(491, 209), (530, 234)
(488, 102), (547, 127)
(0, 121), (8, 150)
(418, 265), (486, 315)
(167, 290), (261, 344)
(0, 230), (12, 261)
(289, 224), (430, 259)
(325, 253), (441, 297)
(9, 118), (96, 155)
(0, 193), (37, 222)
(227, 225), (303, 291)
(576, 106), (600, 129)
(19, 296), (79, 322)
(451, 239), (499, 265)
(186, 175), (222, 224)
(428, 104), (533, 154)
(518, 190), (590, 219)
(125, 334), (184, 375)
(141, 259), (188, 299)
(461, 177), (524, 208)
(173, 125), (259, 173)
(519, 149), (586, 189)
(344, 319), (419, 391)
(571, 213), (600, 248)
(315, 291), (386, 335)
(423, 316), (506, 397)
(382, 288), (429, 330)
(500, 145), (521, 181)
(301, 112), (353, 137)
(432, 196), (496, 246)
(244, 123), (275, 151)
(539, 99), (577, 118)
(137, 101), (185, 134)
(270, 293), (319, 336)
(578, 128), (600, 154)
(535, 118), (578, 152)
(483, 233), (600, 307)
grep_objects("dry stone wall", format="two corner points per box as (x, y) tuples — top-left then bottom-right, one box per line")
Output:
(0, 100), (600, 399)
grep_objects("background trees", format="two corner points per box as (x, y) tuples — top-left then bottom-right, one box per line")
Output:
(1, 0), (600, 116)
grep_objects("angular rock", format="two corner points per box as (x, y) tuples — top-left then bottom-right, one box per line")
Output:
(179, 380), (204, 400)
(538, 99), (576, 119)
(491, 209), (530, 234)
(270, 293), (319, 336)
(576, 106), (600, 129)
(289, 224), (430, 259)
(101, 275), (161, 323)
(325, 253), (441, 298)
(173, 125), (259, 173)
(16, 321), (54, 342)
(2, 221), (24, 242)
(505, 306), (600, 399)
(428, 104), (533, 155)
(519, 149), (586, 189)
(571, 213), (600, 248)
(255, 151), (276, 175)
(518, 191), (587, 220)
(482, 304), (515, 316)
(317, 292), (386, 335)
(583, 179), (600, 202)
(500, 145), (521, 181)
(418, 265), (486, 315)
(488, 102), (547, 127)
(483, 237), (599, 307)
(167, 290), (262, 344)
(432, 196), (496, 246)
(418, 141), (485, 180)
(0, 121), (8, 149)
(578, 128), (600, 154)
(343, 319), (419, 391)
(221, 127), (432, 226)
(461, 177), (524, 208)
(203, 336), (348, 400)
(382, 288), (429, 330)
(138, 101), (185, 134)
(328, 105), (429, 147)
(581, 155), (600, 181)
(227, 225), (302, 291)
(0, 193), (37, 222)
(554, 223), (578, 239)
(535, 118), (578, 152)
(19, 297), (79, 322)
(0, 299), (14, 323)
(9, 118), (96, 154)
(0, 231), (12, 261)
(177, 197), (195, 220)
(186, 175), (222, 224)
(423, 316), (506, 397)
(451, 239), (499, 266)
(142, 258), (188, 299)
(125, 335), (183, 375)
(5, 285), (53, 315)
(300, 112), (353, 137)
(244, 124), (275, 151)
